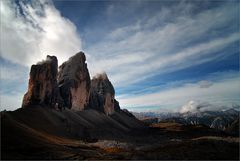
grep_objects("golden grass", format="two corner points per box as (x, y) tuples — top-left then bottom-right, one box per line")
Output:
(103, 147), (125, 153)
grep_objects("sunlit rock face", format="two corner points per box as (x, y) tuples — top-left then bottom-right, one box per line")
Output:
(22, 55), (63, 107)
(89, 73), (117, 115)
(58, 52), (91, 111)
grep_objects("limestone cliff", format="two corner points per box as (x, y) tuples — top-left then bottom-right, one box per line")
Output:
(22, 52), (122, 114)
(89, 73), (117, 115)
(58, 52), (91, 111)
(22, 55), (62, 108)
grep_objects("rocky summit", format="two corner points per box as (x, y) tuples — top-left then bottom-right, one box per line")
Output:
(58, 52), (91, 111)
(22, 51), (121, 114)
(22, 55), (63, 108)
(89, 73), (120, 115)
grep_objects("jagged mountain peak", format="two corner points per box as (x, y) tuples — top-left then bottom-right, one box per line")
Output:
(89, 72), (117, 115)
(22, 55), (62, 108)
(22, 51), (122, 115)
(58, 51), (91, 111)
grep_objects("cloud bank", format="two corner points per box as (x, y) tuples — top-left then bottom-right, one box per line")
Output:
(0, 0), (82, 66)
(0, 0), (82, 110)
(117, 72), (240, 112)
(85, 2), (239, 86)
(180, 101), (216, 113)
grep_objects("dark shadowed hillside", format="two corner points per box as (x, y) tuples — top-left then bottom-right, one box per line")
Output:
(1, 106), (145, 160)
(1, 107), (239, 160)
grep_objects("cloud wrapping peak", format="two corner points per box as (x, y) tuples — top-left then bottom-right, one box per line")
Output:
(180, 100), (209, 113)
(0, 0), (82, 66)
(179, 100), (238, 114)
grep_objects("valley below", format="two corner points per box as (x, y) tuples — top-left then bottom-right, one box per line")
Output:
(1, 107), (239, 160)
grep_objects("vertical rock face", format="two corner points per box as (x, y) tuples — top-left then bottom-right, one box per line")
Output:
(89, 73), (116, 115)
(58, 52), (91, 111)
(22, 55), (62, 107)
(22, 51), (122, 114)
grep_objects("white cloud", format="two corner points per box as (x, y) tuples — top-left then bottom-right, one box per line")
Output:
(86, 2), (239, 87)
(111, 32), (239, 86)
(0, 0), (82, 111)
(179, 100), (232, 114)
(117, 73), (240, 112)
(180, 100), (200, 113)
(0, 0), (82, 66)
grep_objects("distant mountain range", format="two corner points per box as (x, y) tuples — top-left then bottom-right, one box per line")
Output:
(133, 108), (239, 135)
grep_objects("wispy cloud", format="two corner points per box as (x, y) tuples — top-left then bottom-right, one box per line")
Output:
(0, 0), (82, 66)
(117, 71), (240, 112)
(0, 0), (82, 110)
(0, 60), (29, 110)
(85, 2), (239, 86)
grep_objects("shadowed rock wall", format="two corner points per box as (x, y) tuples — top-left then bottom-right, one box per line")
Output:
(58, 52), (91, 111)
(22, 55), (62, 107)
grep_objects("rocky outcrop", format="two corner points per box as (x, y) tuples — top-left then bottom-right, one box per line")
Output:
(22, 51), (123, 114)
(89, 73), (117, 115)
(22, 55), (62, 108)
(58, 52), (91, 111)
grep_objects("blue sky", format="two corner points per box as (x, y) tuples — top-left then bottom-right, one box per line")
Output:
(0, 0), (239, 112)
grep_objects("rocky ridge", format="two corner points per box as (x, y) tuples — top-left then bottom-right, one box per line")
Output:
(22, 52), (123, 115)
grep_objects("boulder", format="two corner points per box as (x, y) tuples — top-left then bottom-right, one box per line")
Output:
(22, 55), (63, 108)
(58, 52), (91, 111)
